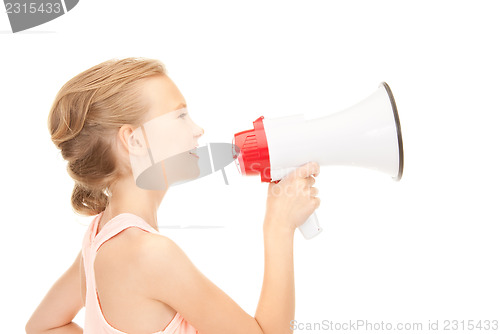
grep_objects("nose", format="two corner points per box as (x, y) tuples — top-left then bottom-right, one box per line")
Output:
(194, 124), (204, 138)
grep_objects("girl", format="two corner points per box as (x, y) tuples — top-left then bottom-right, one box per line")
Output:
(25, 57), (320, 334)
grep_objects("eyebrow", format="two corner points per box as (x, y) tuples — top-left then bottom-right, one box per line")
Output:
(175, 102), (187, 110)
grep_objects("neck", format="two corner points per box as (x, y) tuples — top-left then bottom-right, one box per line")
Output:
(101, 174), (167, 232)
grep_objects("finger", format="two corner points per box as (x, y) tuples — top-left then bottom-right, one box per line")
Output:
(306, 176), (316, 187)
(294, 161), (320, 179)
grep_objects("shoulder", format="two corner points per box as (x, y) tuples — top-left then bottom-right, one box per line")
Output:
(132, 233), (198, 302)
(95, 226), (150, 258)
(94, 228), (188, 290)
(94, 226), (176, 278)
(135, 232), (190, 273)
(97, 227), (188, 271)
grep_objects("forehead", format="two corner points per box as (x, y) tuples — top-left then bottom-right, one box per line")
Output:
(141, 75), (186, 118)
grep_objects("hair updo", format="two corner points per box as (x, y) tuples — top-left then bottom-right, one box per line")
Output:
(48, 57), (167, 216)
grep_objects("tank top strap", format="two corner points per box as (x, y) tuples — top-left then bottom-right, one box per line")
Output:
(92, 213), (160, 253)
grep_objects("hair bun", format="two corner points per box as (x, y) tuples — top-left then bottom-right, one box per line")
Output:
(71, 183), (108, 216)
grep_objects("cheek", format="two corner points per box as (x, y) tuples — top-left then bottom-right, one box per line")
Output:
(146, 123), (193, 161)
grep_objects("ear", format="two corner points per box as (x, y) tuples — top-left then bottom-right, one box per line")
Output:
(118, 124), (148, 157)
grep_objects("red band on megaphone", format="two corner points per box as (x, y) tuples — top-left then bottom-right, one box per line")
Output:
(233, 116), (272, 182)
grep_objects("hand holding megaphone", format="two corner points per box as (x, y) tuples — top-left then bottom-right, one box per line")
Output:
(233, 82), (404, 239)
(264, 161), (321, 236)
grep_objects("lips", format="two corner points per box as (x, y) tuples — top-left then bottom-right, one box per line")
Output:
(189, 146), (199, 158)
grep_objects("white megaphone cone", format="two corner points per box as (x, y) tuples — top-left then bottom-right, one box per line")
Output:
(233, 82), (404, 239)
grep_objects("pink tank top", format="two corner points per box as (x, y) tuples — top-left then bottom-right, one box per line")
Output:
(81, 212), (198, 334)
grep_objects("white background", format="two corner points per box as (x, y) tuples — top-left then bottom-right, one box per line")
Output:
(1, 1), (499, 333)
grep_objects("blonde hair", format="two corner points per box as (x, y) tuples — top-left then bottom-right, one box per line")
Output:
(48, 57), (167, 216)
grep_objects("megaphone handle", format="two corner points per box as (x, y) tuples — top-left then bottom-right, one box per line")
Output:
(298, 211), (322, 239)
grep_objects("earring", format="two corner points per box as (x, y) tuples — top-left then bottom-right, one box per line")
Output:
(103, 187), (112, 197)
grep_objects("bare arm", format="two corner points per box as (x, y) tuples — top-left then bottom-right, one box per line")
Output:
(140, 162), (319, 334)
(25, 251), (84, 334)
(138, 234), (264, 334)
(255, 225), (295, 334)
(255, 161), (320, 333)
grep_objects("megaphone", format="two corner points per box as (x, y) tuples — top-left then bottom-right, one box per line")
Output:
(233, 82), (404, 239)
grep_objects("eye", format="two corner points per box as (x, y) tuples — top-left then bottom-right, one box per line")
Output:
(178, 113), (187, 119)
